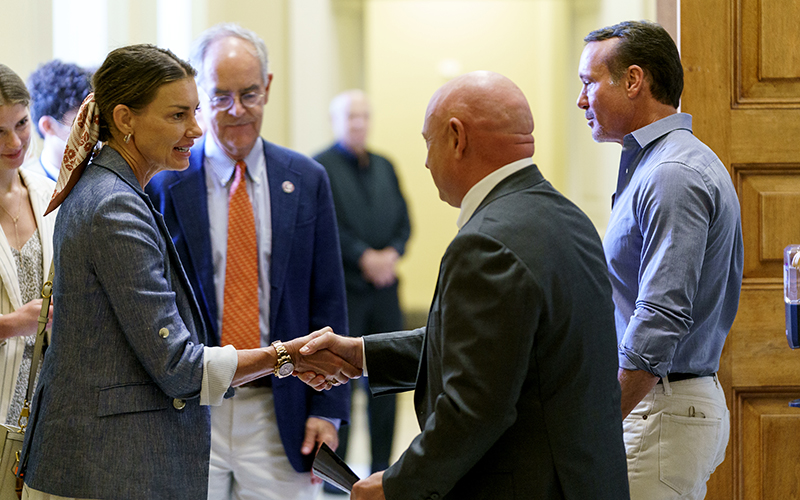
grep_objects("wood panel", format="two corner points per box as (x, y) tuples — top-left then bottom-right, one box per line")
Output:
(734, 164), (800, 278)
(683, 0), (800, 498)
(736, 0), (800, 105)
(728, 288), (799, 388)
(759, 0), (800, 80)
(730, 111), (800, 163)
(737, 390), (800, 500)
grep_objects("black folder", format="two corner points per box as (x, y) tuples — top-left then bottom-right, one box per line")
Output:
(312, 442), (361, 493)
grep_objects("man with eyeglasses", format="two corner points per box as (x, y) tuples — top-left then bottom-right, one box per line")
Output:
(23, 60), (92, 181)
(147, 23), (349, 500)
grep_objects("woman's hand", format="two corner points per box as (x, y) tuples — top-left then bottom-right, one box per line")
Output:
(287, 327), (364, 391)
(284, 328), (363, 389)
(0, 298), (52, 340)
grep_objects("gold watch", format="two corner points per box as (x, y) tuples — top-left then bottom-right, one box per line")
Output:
(272, 340), (295, 378)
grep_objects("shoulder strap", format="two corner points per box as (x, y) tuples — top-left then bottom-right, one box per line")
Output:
(18, 260), (54, 431)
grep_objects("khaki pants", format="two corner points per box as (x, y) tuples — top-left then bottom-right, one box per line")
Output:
(208, 386), (320, 500)
(624, 375), (730, 500)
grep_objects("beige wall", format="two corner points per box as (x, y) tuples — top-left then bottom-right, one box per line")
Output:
(201, 0), (291, 146)
(363, 0), (655, 312)
(0, 0), (659, 315)
(365, 0), (572, 312)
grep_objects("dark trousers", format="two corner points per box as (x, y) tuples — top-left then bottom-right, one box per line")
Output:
(338, 283), (403, 473)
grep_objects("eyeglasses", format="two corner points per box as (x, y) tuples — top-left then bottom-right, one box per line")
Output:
(207, 91), (265, 111)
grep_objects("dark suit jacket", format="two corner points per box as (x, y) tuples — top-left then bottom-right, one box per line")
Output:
(22, 147), (211, 499)
(364, 165), (629, 499)
(146, 137), (349, 472)
(313, 143), (410, 293)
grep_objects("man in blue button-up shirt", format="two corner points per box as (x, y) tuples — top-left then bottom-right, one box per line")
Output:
(577, 20), (743, 500)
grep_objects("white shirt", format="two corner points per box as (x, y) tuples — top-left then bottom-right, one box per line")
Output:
(456, 157), (533, 229)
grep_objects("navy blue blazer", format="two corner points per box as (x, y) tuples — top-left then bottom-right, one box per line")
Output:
(147, 137), (350, 472)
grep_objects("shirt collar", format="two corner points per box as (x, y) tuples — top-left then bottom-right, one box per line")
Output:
(456, 157), (533, 229)
(614, 113), (693, 204)
(628, 112), (692, 150)
(204, 135), (265, 187)
(39, 157), (60, 181)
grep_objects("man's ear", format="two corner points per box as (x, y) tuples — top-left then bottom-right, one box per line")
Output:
(449, 117), (467, 160)
(625, 64), (646, 98)
(112, 104), (135, 137)
(263, 73), (274, 105)
(38, 115), (55, 138)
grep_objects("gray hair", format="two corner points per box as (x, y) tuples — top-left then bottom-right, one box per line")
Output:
(190, 23), (269, 86)
(328, 89), (367, 119)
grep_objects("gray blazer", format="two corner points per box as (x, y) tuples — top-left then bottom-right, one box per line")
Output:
(364, 165), (630, 499)
(20, 146), (211, 499)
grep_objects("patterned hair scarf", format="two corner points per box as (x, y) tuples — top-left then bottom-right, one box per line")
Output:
(44, 93), (101, 215)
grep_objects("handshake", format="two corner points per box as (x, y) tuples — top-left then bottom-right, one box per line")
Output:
(281, 327), (364, 391)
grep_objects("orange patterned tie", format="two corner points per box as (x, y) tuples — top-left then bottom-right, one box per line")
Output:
(221, 160), (260, 349)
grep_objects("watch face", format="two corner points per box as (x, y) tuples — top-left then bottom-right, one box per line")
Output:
(278, 362), (295, 378)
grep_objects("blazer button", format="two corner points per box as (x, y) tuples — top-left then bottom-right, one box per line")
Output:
(159, 327), (170, 339)
(173, 398), (186, 410)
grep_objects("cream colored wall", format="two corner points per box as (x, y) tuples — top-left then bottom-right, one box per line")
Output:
(364, 0), (655, 313)
(364, 0), (572, 312)
(0, 0), (52, 82)
(201, 0), (291, 146)
(0, 0), (658, 317)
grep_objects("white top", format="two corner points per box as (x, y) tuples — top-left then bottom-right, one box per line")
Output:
(456, 157), (533, 229)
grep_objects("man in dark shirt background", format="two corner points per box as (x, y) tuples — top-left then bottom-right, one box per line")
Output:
(314, 89), (411, 487)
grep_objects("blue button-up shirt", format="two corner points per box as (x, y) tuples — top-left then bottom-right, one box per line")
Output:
(604, 113), (743, 378)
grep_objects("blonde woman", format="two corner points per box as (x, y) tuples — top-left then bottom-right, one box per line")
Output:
(0, 64), (55, 427)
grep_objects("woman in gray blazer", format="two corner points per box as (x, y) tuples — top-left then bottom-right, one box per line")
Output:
(18, 45), (346, 500)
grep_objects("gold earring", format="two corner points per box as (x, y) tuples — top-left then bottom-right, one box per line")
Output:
(124, 133), (132, 144)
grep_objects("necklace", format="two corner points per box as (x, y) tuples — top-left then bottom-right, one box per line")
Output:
(0, 180), (23, 249)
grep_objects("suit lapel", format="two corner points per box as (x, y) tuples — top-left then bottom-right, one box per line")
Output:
(264, 141), (302, 333)
(167, 144), (218, 335)
(151, 204), (209, 344)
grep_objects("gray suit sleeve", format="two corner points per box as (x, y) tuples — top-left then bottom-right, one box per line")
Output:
(363, 328), (425, 395)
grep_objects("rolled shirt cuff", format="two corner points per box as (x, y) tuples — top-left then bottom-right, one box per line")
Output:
(201, 345), (238, 406)
(619, 344), (668, 378)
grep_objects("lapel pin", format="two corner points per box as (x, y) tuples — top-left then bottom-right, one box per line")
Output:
(282, 181), (295, 193)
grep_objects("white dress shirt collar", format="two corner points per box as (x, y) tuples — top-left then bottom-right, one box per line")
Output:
(456, 157), (533, 229)
(204, 135), (266, 187)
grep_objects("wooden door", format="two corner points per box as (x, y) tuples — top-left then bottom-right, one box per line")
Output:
(681, 0), (800, 498)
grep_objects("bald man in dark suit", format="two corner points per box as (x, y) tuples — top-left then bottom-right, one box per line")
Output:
(300, 71), (629, 500)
